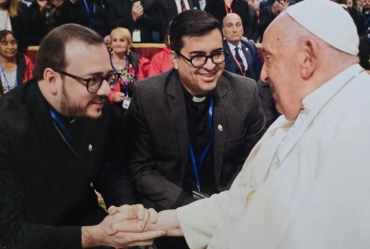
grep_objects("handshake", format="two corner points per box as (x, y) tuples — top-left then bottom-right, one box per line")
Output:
(82, 205), (181, 248)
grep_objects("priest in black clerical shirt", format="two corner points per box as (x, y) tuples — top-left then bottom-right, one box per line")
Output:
(121, 10), (265, 249)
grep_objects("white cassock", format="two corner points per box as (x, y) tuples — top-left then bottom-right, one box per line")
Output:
(177, 64), (370, 249)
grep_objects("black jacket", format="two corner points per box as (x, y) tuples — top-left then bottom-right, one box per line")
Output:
(11, 2), (30, 53)
(0, 80), (135, 248)
(108, 0), (158, 43)
(58, 0), (110, 37)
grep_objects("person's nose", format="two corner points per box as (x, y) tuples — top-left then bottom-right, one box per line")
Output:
(202, 56), (216, 71)
(97, 79), (111, 96)
(260, 62), (269, 82)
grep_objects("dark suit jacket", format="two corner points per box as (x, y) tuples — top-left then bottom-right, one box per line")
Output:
(204, 0), (254, 39)
(0, 80), (135, 248)
(223, 39), (262, 81)
(359, 35), (370, 70)
(107, 0), (159, 43)
(256, 80), (280, 131)
(58, 0), (110, 37)
(258, 5), (274, 42)
(11, 2), (30, 53)
(152, 0), (197, 36)
(123, 69), (265, 211)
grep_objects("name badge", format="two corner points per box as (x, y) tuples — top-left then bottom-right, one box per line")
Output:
(122, 97), (131, 109)
(132, 29), (141, 42)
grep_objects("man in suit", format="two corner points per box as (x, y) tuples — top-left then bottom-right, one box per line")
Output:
(200, 0), (256, 39)
(152, 0), (197, 38)
(222, 13), (262, 81)
(0, 24), (164, 248)
(122, 9), (265, 249)
(258, 0), (291, 41)
(107, 0), (159, 43)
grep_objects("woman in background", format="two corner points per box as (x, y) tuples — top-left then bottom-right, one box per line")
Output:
(109, 27), (150, 117)
(0, 0), (29, 52)
(0, 30), (34, 97)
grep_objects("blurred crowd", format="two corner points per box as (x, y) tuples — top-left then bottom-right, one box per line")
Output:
(0, 0), (369, 98)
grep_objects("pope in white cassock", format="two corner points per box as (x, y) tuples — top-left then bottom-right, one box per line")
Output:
(120, 0), (370, 248)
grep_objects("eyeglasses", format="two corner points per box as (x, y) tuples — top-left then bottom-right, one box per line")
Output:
(178, 50), (228, 68)
(53, 69), (120, 93)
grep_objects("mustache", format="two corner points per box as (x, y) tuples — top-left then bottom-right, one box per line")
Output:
(90, 96), (106, 103)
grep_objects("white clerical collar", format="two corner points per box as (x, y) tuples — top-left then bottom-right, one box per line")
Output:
(192, 96), (206, 102)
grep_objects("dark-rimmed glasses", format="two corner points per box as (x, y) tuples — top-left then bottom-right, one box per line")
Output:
(53, 69), (120, 93)
(178, 50), (228, 68)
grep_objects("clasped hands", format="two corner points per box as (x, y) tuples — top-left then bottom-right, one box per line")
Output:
(92, 204), (182, 248)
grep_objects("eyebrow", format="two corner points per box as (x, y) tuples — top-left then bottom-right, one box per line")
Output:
(89, 70), (115, 77)
(188, 47), (224, 55)
(261, 47), (271, 55)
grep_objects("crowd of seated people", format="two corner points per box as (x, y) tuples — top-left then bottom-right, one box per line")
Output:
(0, 0), (367, 99)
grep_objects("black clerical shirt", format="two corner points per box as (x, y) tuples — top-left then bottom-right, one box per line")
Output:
(182, 87), (218, 196)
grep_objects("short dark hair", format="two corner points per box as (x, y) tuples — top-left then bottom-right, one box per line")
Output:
(33, 24), (104, 81)
(0, 30), (16, 43)
(169, 9), (222, 54)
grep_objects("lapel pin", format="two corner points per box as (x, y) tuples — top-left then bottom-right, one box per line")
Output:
(218, 124), (223, 131)
(88, 144), (93, 151)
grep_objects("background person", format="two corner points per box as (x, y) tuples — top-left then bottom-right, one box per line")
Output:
(108, 27), (150, 118)
(0, 30), (33, 97)
(0, 0), (29, 53)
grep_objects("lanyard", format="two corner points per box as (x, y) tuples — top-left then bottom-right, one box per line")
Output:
(50, 110), (72, 141)
(82, 0), (96, 28)
(231, 48), (246, 76)
(0, 63), (17, 93)
(117, 58), (130, 96)
(188, 97), (214, 193)
(224, 0), (233, 14)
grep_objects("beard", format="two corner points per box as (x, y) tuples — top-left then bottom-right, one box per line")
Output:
(60, 83), (104, 118)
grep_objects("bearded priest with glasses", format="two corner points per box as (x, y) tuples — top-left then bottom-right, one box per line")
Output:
(0, 24), (166, 248)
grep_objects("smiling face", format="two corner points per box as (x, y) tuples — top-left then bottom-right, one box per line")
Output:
(260, 17), (304, 120)
(0, 33), (17, 60)
(56, 41), (113, 118)
(171, 28), (225, 96)
(110, 30), (130, 55)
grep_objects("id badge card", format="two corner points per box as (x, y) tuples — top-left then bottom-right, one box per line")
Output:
(192, 190), (209, 200)
(132, 29), (141, 42)
(122, 97), (131, 109)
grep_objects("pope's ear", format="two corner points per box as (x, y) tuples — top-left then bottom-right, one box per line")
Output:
(300, 39), (317, 79)
(170, 50), (179, 70)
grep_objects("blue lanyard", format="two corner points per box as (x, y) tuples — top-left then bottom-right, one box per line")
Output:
(50, 110), (72, 141)
(82, 0), (96, 28)
(188, 97), (214, 193)
(0, 63), (17, 93)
